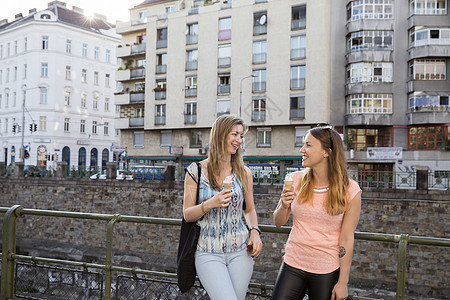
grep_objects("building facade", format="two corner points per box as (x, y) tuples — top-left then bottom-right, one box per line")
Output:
(331, 0), (449, 185)
(0, 1), (120, 171)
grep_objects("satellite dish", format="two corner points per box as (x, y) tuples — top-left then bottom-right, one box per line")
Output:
(259, 15), (266, 25)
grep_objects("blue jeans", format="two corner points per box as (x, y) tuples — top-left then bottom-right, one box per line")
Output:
(195, 249), (254, 300)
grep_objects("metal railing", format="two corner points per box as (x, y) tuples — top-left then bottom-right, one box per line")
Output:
(1, 205), (449, 300)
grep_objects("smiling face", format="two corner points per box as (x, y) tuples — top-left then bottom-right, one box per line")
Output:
(226, 124), (244, 155)
(300, 133), (329, 168)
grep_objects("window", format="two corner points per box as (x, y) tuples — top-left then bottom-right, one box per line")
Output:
(40, 88), (47, 104)
(139, 11), (148, 22)
(23, 64), (27, 79)
(161, 131), (172, 147)
(218, 74), (231, 95)
(39, 116), (47, 131)
(253, 40), (267, 64)
(82, 69), (87, 83)
(65, 92), (70, 106)
(254, 12), (267, 35)
(347, 93), (393, 114)
(92, 121), (98, 134)
(156, 53), (167, 74)
(14, 41), (17, 54)
(219, 18), (232, 41)
(106, 49), (111, 63)
(65, 66), (71, 80)
(347, 62), (393, 83)
(94, 72), (99, 85)
(93, 95), (99, 109)
(66, 40), (72, 53)
(105, 98), (110, 111)
(155, 80), (166, 99)
(13, 92), (16, 107)
(155, 104), (166, 125)
(347, 31), (393, 52)
(408, 92), (450, 111)
(5, 93), (9, 107)
(0, 70), (2, 84)
(290, 95), (305, 119)
(186, 76), (198, 97)
(257, 128), (271, 147)
(291, 35), (306, 59)
(82, 44), (88, 57)
(410, 0), (447, 15)
(409, 59), (446, 80)
(186, 49), (198, 70)
(185, 102), (197, 124)
(24, 38), (28, 52)
(408, 125), (448, 150)
(165, 5), (176, 13)
(157, 28), (168, 49)
(347, 0), (394, 21)
(190, 130), (202, 148)
(409, 27), (450, 47)
(253, 69), (266, 92)
(217, 98), (230, 116)
(7, 43), (10, 56)
(295, 128), (308, 147)
(81, 94), (87, 108)
(292, 5), (306, 30)
(41, 63), (48, 77)
(94, 47), (99, 60)
(347, 128), (387, 150)
(105, 74), (110, 87)
(14, 67), (17, 81)
(6, 68), (9, 82)
(187, 23), (199, 45)
(42, 36), (49, 50)
(252, 98), (266, 121)
(104, 122), (109, 135)
(218, 44), (231, 67)
(291, 65), (306, 89)
(80, 120), (86, 133)
(64, 118), (70, 132)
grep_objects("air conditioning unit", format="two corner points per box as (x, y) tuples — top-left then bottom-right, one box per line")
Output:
(198, 148), (206, 155)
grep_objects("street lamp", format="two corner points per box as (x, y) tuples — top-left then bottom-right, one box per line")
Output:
(20, 85), (45, 162)
(239, 74), (255, 118)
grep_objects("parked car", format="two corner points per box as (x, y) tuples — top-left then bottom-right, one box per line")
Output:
(116, 170), (133, 180)
(90, 171), (107, 179)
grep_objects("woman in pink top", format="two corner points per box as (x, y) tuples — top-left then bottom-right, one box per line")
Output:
(272, 127), (361, 300)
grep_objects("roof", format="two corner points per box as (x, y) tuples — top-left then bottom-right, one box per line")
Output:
(0, 3), (115, 34)
(134, 0), (175, 8)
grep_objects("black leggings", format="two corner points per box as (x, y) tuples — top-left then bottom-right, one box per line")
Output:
(271, 262), (340, 300)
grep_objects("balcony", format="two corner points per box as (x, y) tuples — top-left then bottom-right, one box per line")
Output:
(253, 82), (266, 92)
(218, 57), (231, 67)
(253, 25), (267, 35)
(292, 19), (306, 30)
(130, 117), (144, 127)
(130, 92), (145, 102)
(345, 113), (393, 126)
(155, 90), (166, 100)
(156, 64), (167, 74)
(155, 115), (166, 125)
(407, 106), (450, 125)
(252, 111), (266, 121)
(186, 60), (198, 71)
(116, 69), (130, 82)
(291, 48), (306, 60)
(253, 53), (266, 64)
(115, 92), (145, 105)
(115, 20), (146, 35)
(157, 39), (167, 49)
(186, 34), (198, 45)
(290, 109), (305, 119)
(291, 78), (305, 89)
(408, 44), (450, 60)
(131, 43), (146, 54)
(130, 68), (145, 79)
(184, 114), (197, 124)
(218, 84), (230, 95)
(185, 87), (197, 97)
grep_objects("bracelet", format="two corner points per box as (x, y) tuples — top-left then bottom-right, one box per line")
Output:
(249, 226), (261, 235)
(201, 201), (208, 215)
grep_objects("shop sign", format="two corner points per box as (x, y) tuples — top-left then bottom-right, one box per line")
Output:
(367, 147), (402, 159)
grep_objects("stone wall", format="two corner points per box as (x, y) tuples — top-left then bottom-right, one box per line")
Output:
(0, 177), (449, 298)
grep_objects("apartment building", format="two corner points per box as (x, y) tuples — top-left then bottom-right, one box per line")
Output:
(0, 1), (120, 170)
(331, 0), (449, 184)
(116, 0), (332, 172)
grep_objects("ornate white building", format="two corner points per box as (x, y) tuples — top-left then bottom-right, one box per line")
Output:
(0, 1), (120, 170)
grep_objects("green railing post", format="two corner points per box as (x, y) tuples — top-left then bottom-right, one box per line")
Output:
(396, 234), (408, 300)
(1, 205), (23, 300)
(105, 214), (120, 300)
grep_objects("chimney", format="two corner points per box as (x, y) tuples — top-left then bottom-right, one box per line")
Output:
(0, 19), (8, 26)
(72, 6), (84, 14)
(15, 13), (23, 20)
(48, 1), (66, 8)
(29, 8), (37, 14)
(93, 13), (107, 22)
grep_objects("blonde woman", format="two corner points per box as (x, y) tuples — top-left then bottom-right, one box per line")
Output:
(272, 127), (361, 300)
(183, 115), (263, 300)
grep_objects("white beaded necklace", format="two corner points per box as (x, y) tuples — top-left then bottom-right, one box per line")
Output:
(313, 186), (329, 193)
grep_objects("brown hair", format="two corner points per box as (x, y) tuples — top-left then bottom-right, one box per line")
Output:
(296, 126), (349, 215)
(207, 115), (248, 193)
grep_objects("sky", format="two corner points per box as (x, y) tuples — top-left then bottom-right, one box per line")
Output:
(1, 0), (144, 24)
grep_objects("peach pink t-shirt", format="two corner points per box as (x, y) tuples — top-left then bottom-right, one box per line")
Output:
(283, 171), (361, 274)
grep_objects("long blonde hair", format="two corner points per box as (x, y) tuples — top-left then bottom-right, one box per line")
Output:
(296, 127), (349, 215)
(207, 115), (248, 193)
